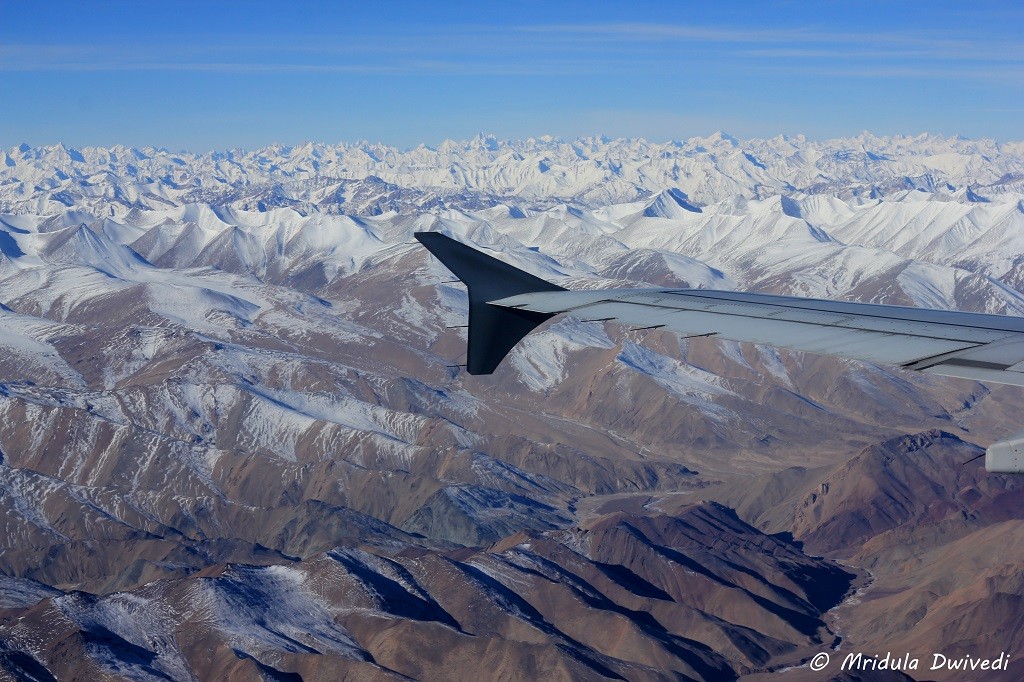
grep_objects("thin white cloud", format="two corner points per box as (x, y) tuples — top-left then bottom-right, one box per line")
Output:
(516, 22), (968, 48)
(753, 63), (1024, 82)
(1, 21), (1020, 80)
(0, 60), (395, 74)
(519, 22), (810, 43)
(0, 53), (606, 77)
(745, 47), (1024, 63)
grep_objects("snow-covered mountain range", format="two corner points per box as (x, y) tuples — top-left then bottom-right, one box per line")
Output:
(4, 132), (1024, 216)
(1, 133), (1024, 680)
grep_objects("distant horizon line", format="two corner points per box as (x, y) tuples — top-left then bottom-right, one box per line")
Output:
(5, 130), (1023, 157)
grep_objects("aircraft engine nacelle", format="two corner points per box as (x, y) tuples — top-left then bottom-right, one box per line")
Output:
(986, 431), (1024, 473)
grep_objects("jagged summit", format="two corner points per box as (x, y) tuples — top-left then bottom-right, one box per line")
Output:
(643, 188), (702, 218)
(0, 135), (1023, 680)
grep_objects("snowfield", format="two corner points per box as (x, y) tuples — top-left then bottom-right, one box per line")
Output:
(0, 133), (1023, 680)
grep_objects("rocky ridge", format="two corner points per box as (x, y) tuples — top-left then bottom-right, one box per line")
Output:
(0, 135), (1022, 679)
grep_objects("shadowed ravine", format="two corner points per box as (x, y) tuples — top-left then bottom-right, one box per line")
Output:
(0, 136), (1023, 680)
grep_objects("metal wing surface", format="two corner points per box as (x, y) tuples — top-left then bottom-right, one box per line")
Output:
(491, 288), (1024, 388)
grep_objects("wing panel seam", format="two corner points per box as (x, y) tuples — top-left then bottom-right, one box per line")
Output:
(653, 291), (1024, 335)
(557, 297), (992, 347)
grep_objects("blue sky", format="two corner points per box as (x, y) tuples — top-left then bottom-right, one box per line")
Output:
(1, 1), (1022, 150)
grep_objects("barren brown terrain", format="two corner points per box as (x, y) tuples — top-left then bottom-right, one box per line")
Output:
(1, 137), (1023, 680)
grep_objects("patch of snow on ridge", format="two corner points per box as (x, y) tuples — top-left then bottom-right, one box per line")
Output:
(55, 591), (194, 681)
(511, 320), (616, 391)
(199, 564), (369, 661)
(0, 575), (59, 609)
(0, 309), (85, 385)
(617, 341), (735, 405)
(896, 261), (961, 309)
(144, 283), (261, 335)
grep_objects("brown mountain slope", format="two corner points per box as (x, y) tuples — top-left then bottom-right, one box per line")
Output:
(787, 431), (1024, 681)
(0, 501), (856, 681)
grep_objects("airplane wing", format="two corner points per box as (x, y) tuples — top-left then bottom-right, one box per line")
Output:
(492, 287), (1024, 389)
(415, 231), (1024, 472)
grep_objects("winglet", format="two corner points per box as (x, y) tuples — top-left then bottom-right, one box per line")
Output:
(415, 232), (566, 374)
